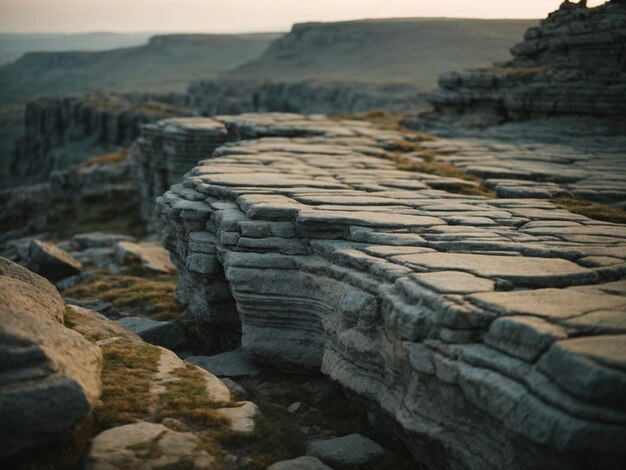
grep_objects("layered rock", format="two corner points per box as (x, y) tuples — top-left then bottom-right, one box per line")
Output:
(155, 114), (626, 469)
(187, 79), (423, 116)
(427, 1), (626, 125)
(10, 93), (192, 184)
(0, 257), (102, 456)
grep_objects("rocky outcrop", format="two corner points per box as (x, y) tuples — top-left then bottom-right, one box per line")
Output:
(427, 1), (626, 125)
(27, 239), (82, 282)
(155, 114), (626, 469)
(0, 257), (102, 456)
(187, 79), (423, 116)
(10, 93), (192, 184)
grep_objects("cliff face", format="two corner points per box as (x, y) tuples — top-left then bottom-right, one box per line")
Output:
(153, 114), (626, 469)
(187, 79), (424, 116)
(427, 1), (626, 125)
(229, 18), (536, 89)
(10, 94), (191, 184)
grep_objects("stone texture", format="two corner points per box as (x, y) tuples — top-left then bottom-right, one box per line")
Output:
(268, 456), (333, 470)
(28, 239), (82, 282)
(114, 240), (176, 274)
(0, 257), (102, 457)
(153, 114), (626, 469)
(426, 1), (626, 124)
(307, 434), (386, 466)
(187, 351), (261, 378)
(117, 316), (186, 350)
(85, 422), (215, 470)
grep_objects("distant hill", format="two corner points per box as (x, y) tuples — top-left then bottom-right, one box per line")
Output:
(230, 18), (537, 89)
(0, 33), (281, 101)
(0, 32), (280, 182)
(0, 32), (157, 65)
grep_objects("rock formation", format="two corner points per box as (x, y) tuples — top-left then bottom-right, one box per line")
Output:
(427, 1), (626, 125)
(154, 114), (626, 469)
(0, 257), (102, 456)
(10, 93), (192, 184)
(187, 79), (423, 116)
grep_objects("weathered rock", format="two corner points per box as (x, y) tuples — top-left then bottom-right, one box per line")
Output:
(117, 316), (186, 350)
(214, 401), (259, 433)
(0, 258), (102, 456)
(154, 115), (626, 469)
(268, 456), (333, 470)
(28, 239), (82, 282)
(11, 93), (191, 184)
(307, 434), (386, 467)
(426, 1), (626, 124)
(114, 240), (176, 274)
(85, 422), (215, 470)
(187, 351), (261, 378)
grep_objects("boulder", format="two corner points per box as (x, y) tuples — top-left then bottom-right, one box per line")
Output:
(28, 239), (82, 282)
(114, 240), (176, 274)
(85, 422), (214, 470)
(0, 257), (102, 456)
(186, 351), (261, 378)
(268, 456), (333, 470)
(306, 434), (386, 467)
(117, 316), (186, 350)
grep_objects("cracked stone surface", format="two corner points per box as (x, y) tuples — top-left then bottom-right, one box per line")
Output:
(153, 113), (626, 469)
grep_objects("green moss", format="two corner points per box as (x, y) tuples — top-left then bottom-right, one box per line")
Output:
(552, 198), (626, 224)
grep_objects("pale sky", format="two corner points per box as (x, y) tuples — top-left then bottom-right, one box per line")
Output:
(0, 0), (608, 33)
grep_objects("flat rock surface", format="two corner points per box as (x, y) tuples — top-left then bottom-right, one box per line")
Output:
(155, 114), (626, 469)
(187, 351), (261, 378)
(307, 434), (386, 466)
(117, 316), (185, 350)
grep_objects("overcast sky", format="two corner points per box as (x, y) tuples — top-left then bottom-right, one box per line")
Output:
(0, 0), (607, 33)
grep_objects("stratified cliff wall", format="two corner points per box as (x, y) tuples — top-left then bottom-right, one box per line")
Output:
(187, 79), (424, 116)
(427, 1), (626, 125)
(153, 114), (626, 470)
(10, 94), (192, 184)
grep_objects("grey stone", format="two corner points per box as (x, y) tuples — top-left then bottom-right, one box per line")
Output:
(268, 456), (333, 470)
(28, 239), (82, 282)
(187, 351), (261, 378)
(307, 434), (386, 466)
(117, 316), (186, 350)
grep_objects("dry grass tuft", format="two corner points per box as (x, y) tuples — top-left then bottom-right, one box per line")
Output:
(63, 271), (184, 320)
(76, 149), (130, 170)
(552, 198), (626, 224)
(157, 365), (231, 429)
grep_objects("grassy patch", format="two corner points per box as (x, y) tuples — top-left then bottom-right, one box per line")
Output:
(158, 365), (231, 429)
(64, 271), (184, 320)
(552, 198), (626, 224)
(391, 153), (495, 198)
(218, 398), (307, 467)
(8, 338), (161, 470)
(337, 109), (434, 139)
(75, 149), (130, 170)
(95, 342), (161, 428)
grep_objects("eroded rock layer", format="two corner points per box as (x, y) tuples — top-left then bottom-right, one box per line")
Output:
(428, 1), (626, 124)
(155, 114), (626, 469)
(187, 79), (423, 116)
(11, 93), (191, 184)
